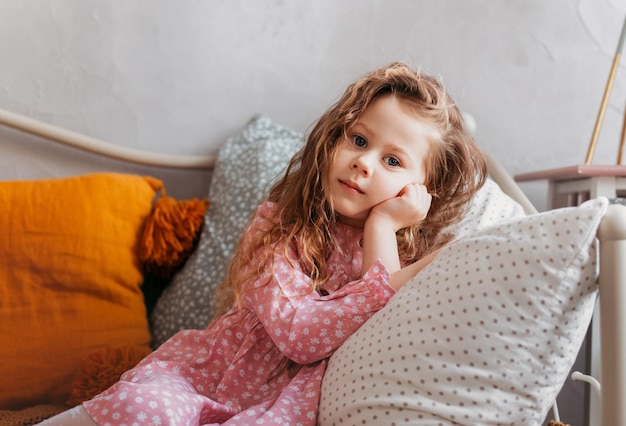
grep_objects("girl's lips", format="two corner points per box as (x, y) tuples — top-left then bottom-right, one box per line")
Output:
(339, 179), (364, 194)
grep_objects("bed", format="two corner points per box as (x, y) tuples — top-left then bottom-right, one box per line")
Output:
(0, 109), (624, 425)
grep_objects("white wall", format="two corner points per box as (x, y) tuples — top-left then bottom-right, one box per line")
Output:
(1, 0), (625, 207)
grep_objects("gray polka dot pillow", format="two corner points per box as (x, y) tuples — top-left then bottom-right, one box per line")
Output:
(431, 177), (526, 262)
(149, 115), (304, 348)
(450, 178), (527, 238)
(319, 197), (608, 425)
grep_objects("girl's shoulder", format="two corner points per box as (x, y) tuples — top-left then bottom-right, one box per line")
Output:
(247, 201), (279, 233)
(254, 201), (278, 220)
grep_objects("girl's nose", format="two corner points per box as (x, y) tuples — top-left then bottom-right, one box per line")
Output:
(352, 155), (372, 176)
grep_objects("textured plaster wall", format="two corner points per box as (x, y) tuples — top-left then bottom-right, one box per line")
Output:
(0, 2), (624, 424)
(1, 0), (625, 206)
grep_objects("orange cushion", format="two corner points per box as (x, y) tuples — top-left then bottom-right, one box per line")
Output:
(0, 173), (161, 409)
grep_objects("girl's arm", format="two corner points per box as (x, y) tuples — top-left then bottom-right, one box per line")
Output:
(362, 214), (401, 273)
(241, 226), (393, 364)
(361, 183), (432, 278)
(387, 248), (441, 291)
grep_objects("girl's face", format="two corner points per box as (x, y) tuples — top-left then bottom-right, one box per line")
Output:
(327, 94), (438, 227)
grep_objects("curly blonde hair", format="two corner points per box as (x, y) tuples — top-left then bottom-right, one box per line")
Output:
(214, 61), (487, 316)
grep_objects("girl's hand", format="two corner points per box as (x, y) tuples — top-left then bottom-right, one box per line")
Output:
(361, 183), (431, 278)
(369, 183), (432, 231)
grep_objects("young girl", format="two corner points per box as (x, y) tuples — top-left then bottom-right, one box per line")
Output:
(40, 61), (487, 425)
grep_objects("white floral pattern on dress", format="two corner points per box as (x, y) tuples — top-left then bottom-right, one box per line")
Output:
(84, 202), (394, 425)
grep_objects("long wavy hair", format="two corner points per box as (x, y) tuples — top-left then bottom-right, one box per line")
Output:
(214, 61), (487, 317)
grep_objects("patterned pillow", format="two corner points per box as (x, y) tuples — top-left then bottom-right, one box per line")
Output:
(319, 198), (608, 425)
(448, 177), (526, 239)
(149, 115), (304, 347)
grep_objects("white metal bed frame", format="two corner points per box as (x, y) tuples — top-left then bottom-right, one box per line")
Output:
(1, 108), (625, 425)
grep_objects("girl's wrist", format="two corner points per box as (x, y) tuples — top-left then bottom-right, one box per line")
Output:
(365, 211), (399, 233)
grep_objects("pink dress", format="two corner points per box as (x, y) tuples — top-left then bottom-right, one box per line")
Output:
(83, 202), (394, 425)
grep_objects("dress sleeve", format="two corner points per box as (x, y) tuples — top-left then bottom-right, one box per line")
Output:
(240, 210), (394, 364)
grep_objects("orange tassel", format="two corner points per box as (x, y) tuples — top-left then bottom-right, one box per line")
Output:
(547, 421), (570, 426)
(67, 345), (152, 406)
(139, 193), (209, 277)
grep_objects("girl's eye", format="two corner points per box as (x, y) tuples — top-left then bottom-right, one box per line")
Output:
(384, 156), (401, 167)
(353, 135), (367, 148)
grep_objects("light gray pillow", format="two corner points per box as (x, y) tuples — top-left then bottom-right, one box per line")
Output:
(149, 115), (304, 348)
(450, 178), (527, 238)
